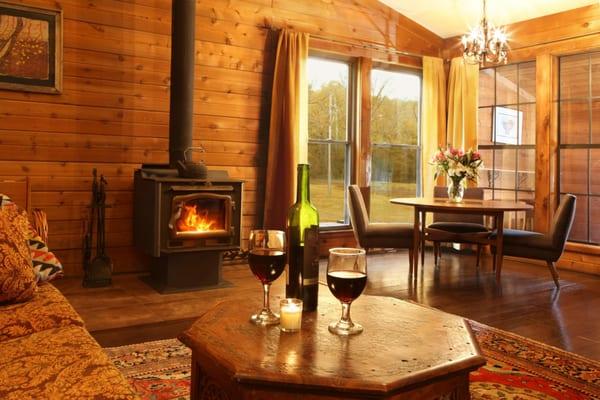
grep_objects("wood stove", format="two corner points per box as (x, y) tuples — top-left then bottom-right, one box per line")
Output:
(133, 0), (244, 293)
(134, 168), (243, 293)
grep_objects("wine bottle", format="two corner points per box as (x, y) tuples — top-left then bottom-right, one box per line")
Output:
(286, 164), (319, 312)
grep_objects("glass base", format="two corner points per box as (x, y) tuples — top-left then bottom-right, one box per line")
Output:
(328, 320), (363, 336)
(250, 309), (280, 326)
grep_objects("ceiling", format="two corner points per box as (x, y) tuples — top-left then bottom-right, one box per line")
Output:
(379, 0), (598, 38)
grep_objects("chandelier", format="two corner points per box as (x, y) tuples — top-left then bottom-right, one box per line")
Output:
(461, 0), (508, 65)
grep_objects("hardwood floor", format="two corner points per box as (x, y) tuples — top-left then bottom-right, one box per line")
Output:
(54, 249), (600, 360)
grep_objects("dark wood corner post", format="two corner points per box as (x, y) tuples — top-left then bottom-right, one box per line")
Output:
(169, 0), (196, 168)
(356, 57), (372, 212)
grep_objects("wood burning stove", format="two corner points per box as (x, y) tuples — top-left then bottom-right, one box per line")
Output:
(134, 168), (243, 293)
(133, 0), (244, 293)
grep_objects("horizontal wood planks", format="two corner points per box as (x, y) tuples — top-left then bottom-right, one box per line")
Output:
(0, 0), (441, 276)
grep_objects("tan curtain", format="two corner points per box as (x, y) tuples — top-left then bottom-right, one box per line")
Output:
(421, 56), (447, 198)
(447, 57), (479, 151)
(263, 30), (309, 230)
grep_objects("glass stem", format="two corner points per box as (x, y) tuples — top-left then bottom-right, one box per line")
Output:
(341, 302), (352, 324)
(263, 283), (270, 312)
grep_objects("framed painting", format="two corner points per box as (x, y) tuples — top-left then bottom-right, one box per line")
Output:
(0, 2), (62, 94)
(493, 106), (523, 145)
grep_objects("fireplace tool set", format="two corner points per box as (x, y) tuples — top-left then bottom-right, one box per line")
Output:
(83, 169), (113, 288)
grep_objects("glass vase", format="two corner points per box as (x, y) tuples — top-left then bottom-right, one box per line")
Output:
(447, 176), (465, 203)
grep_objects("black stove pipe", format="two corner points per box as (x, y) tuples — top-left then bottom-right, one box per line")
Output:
(169, 0), (196, 168)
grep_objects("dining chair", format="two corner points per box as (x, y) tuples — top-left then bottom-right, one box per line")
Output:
(348, 185), (415, 270)
(424, 187), (491, 267)
(491, 194), (576, 288)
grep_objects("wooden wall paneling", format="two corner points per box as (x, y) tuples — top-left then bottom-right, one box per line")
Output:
(0, 0), (442, 277)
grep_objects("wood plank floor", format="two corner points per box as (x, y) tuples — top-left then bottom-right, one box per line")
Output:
(54, 249), (600, 360)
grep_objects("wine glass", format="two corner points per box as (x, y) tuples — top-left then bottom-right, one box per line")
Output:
(327, 248), (367, 335)
(248, 230), (286, 325)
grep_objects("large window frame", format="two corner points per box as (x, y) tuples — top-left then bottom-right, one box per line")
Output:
(306, 53), (358, 230)
(369, 63), (423, 223)
(557, 52), (600, 245)
(478, 61), (536, 227)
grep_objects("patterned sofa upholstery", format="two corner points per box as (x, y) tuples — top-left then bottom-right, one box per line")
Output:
(0, 200), (138, 399)
(0, 283), (139, 399)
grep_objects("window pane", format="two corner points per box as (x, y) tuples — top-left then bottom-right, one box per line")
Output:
(590, 53), (600, 97)
(520, 104), (536, 145)
(478, 149), (493, 188)
(493, 149), (517, 190)
(519, 62), (536, 103)
(307, 58), (348, 141)
(517, 149), (535, 191)
(590, 149), (600, 195)
(567, 194), (588, 242)
(478, 107), (493, 146)
(560, 149), (588, 194)
(560, 101), (589, 144)
(370, 146), (417, 223)
(590, 197), (600, 244)
(496, 64), (518, 105)
(517, 191), (535, 230)
(560, 54), (589, 100)
(591, 100), (600, 144)
(308, 142), (347, 225)
(479, 68), (495, 107)
(370, 69), (420, 146)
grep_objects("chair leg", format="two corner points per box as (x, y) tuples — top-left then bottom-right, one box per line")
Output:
(408, 247), (413, 275)
(476, 245), (482, 268)
(420, 237), (425, 267)
(547, 261), (560, 288)
(492, 248), (496, 271)
(434, 242), (440, 266)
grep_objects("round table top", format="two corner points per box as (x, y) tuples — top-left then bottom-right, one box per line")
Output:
(390, 197), (533, 212)
(179, 293), (485, 396)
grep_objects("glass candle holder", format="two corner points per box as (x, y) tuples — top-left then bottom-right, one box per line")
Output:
(279, 299), (303, 332)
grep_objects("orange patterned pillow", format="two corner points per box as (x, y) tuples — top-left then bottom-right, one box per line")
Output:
(0, 205), (37, 304)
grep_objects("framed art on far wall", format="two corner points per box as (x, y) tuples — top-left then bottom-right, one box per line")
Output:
(0, 2), (62, 94)
(493, 106), (523, 145)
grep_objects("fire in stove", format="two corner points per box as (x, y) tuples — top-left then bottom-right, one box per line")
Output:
(168, 193), (231, 239)
(176, 204), (218, 233)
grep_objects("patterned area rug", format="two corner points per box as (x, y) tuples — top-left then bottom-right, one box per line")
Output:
(105, 321), (600, 400)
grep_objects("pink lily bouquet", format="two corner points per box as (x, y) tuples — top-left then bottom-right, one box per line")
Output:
(431, 146), (483, 202)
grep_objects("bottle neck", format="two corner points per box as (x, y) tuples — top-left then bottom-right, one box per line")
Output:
(296, 164), (310, 203)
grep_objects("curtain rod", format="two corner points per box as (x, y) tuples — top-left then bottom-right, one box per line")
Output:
(308, 33), (425, 60)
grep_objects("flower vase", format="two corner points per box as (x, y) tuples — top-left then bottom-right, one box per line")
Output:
(447, 176), (465, 203)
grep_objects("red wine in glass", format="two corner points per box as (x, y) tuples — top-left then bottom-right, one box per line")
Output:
(327, 270), (367, 303)
(249, 249), (286, 284)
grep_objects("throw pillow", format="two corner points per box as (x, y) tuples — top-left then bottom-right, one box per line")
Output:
(0, 204), (37, 303)
(28, 232), (64, 282)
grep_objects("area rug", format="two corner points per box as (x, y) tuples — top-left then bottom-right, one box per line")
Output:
(105, 321), (600, 400)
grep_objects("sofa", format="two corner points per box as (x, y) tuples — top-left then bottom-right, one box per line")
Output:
(0, 195), (138, 399)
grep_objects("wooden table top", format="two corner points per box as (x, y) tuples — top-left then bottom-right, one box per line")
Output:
(390, 197), (533, 212)
(179, 293), (486, 396)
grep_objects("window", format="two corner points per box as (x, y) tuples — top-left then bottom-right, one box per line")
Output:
(370, 67), (422, 222)
(307, 56), (354, 228)
(558, 53), (600, 244)
(478, 62), (536, 228)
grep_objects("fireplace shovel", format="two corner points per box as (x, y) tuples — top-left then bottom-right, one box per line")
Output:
(83, 170), (113, 288)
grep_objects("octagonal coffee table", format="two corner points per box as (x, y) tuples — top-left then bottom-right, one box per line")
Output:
(179, 293), (485, 399)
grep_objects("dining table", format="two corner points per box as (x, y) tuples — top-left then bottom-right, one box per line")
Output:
(390, 197), (533, 283)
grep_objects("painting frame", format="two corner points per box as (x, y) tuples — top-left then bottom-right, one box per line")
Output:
(493, 106), (523, 145)
(0, 1), (62, 94)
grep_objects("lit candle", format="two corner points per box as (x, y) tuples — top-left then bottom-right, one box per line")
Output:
(280, 299), (303, 332)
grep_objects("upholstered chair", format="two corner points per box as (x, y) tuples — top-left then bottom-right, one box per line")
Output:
(424, 187), (491, 267)
(348, 185), (415, 270)
(491, 195), (576, 288)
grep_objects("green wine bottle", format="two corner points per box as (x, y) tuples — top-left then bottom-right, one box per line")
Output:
(286, 164), (319, 312)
